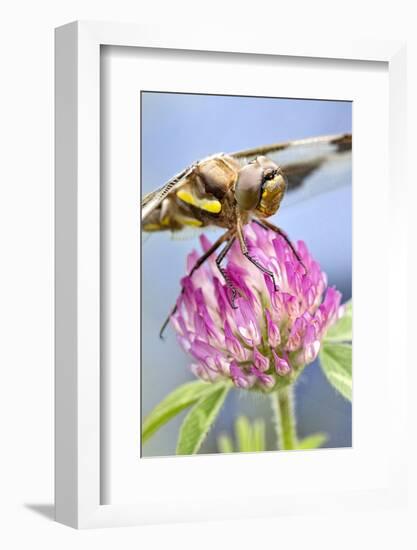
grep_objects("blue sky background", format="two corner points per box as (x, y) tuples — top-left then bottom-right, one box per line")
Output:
(141, 92), (352, 457)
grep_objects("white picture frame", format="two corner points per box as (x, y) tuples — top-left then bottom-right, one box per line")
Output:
(55, 21), (407, 529)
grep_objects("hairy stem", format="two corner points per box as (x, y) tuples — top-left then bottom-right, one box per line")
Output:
(270, 386), (297, 450)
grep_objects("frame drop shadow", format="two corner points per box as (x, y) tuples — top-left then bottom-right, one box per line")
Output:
(24, 503), (55, 521)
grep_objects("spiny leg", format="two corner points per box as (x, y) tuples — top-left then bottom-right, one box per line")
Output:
(254, 218), (307, 273)
(236, 214), (278, 291)
(215, 237), (239, 308)
(159, 229), (234, 339)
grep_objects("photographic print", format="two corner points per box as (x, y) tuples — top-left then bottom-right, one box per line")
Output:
(141, 92), (352, 457)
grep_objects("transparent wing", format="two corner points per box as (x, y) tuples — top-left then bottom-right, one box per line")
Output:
(141, 164), (193, 222)
(170, 225), (220, 241)
(231, 133), (352, 206)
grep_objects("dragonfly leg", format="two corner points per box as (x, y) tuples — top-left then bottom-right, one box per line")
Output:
(236, 216), (278, 291)
(253, 219), (307, 273)
(159, 229), (234, 339)
(215, 237), (239, 309)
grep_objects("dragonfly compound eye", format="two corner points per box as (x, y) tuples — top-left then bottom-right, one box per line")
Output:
(235, 162), (265, 211)
(256, 170), (286, 218)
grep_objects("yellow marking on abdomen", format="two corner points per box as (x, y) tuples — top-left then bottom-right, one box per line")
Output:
(143, 223), (162, 231)
(176, 189), (222, 214)
(176, 215), (203, 227)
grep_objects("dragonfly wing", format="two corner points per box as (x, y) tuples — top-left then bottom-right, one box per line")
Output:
(282, 150), (351, 208)
(141, 165), (192, 222)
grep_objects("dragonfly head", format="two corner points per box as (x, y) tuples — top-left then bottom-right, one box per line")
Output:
(235, 156), (286, 217)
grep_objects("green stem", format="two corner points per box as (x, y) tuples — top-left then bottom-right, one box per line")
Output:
(270, 386), (297, 450)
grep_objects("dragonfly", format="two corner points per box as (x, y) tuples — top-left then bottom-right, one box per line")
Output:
(141, 133), (352, 337)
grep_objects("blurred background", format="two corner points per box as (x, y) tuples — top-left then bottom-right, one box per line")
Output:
(141, 92), (352, 457)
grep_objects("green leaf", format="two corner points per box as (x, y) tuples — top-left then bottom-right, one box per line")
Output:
(252, 419), (266, 452)
(217, 417), (266, 453)
(236, 416), (252, 452)
(217, 434), (234, 453)
(324, 300), (352, 343)
(176, 384), (230, 455)
(319, 342), (352, 401)
(142, 380), (220, 444)
(296, 432), (328, 450)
